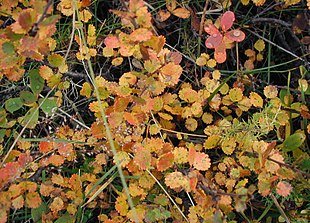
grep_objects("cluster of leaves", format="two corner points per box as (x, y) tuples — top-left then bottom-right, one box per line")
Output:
(0, 0), (309, 222)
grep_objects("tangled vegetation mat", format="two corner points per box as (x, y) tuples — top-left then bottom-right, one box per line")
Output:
(0, 0), (309, 222)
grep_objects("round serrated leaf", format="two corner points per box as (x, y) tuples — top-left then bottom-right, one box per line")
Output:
(39, 98), (57, 116)
(282, 132), (305, 152)
(2, 42), (15, 55)
(29, 69), (44, 95)
(5, 98), (23, 113)
(18, 106), (39, 129)
(20, 91), (37, 106)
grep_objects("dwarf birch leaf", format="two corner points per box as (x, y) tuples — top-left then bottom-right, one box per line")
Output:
(229, 88), (243, 102)
(276, 181), (292, 197)
(172, 7), (190, 19)
(254, 39), (265, 51)
(204, 135), (221, 149)
(185, 118), (198, 132)
(26, 192), (42, 209)
(193, 151), (211, 171)
(48, 54), (64, 67)
(157, 152), (174, 171)
(250, 92), (263, 108)
(134, 144), (152, 170)
(156, 9), (171, 22)
(264, 85), (278, 98)
(165, 171), (189, 191)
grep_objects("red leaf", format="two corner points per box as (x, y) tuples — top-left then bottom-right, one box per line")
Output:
(225, 29), (245, 42)
(157, 152), (174, 171)
(220, 11), (235, 32)
(205, 25), (223, 49)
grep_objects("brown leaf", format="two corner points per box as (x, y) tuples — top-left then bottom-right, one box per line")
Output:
(156, 9), (171, 22)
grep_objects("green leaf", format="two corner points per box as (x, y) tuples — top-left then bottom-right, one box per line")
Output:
(5, 98), (23, 113)
(39, 98), (57, 116)
(54, 213), (75, 223)
(299, 158), (310, 170)
(20, 91), (37, 106)
(279, 89), (290, 105)
(48, 54), (64, 67)
(2, 42), (15, 55)
(282, 132), (306, 152)
(29, 69), (44, 95)
(31, 202), (48, 223)
(0, 129), (6, 144)
(18, 106), (39, 129)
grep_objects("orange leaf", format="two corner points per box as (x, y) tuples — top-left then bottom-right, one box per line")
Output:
(129, 28), (153, 42)
(214, 44), (227, 64)
(25, 192), (42, 209)
(49, 197), (64, 212)
(157, 152), (174, 171)
(133, 144), (152, 170)
(104, 36), (120, 48)
(48, 155), (64, 166)
(225, 29), (246, 42)
(165, 171), (190, 191)
(124, 112), (139, 125)
(193, 151), (211, 171)
(12, 195), (24, 209)
(172, 8), (190, 19)
(276, 181), (292, 197)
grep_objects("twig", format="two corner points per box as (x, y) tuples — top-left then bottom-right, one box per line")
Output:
(197, 0), (210, 57)
(270, 193), (291, 223)
(250, 17), (291, 28)
(30, 0), (54, 36)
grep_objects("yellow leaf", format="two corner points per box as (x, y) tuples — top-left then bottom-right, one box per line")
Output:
(80, 82), (92, 98)
(254, 39), (265, 51)
(206, 59), (217, 68)
(264, 85), (278, 99)
(196, 56), (207, 66)
(172, 7), (190, 19)
(185, 118), (198, 131)
(102, 47), (114, 57)
(241, 0), (250, 5)
(204, 135), (221, 149)
(250, 92), (263, 108)
(112, 57), (123, 66)
(229, 88), (243, 102)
